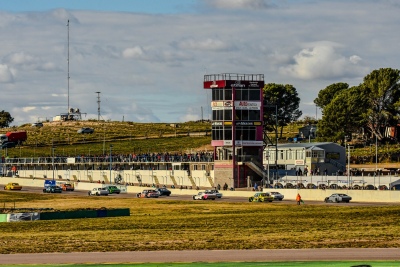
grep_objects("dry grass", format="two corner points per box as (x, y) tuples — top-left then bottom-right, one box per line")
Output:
(1, 192), (400, 253)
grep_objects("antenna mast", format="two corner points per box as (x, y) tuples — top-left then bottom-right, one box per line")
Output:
(67, 20), (70, 116)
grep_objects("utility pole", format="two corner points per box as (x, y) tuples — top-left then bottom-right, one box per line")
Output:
(95, 92), (101, 121)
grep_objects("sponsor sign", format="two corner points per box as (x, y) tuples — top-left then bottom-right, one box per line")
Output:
(226, 80), (264, 88)
(224, 101), (232, 107)
(211, 101), (233, 110)
(204, 80), (264, 89)
(235, 140), (264, 146)
(67, 157), (76, 164)
(212, 107), (232, 110)
(211, 140), (233, 146)
(235, 121), (262, 126)
(234, 101), (261, 110)
(295, 160), (305, 165)
(212, 121), (233, 126)
(203, 80), (225, 89)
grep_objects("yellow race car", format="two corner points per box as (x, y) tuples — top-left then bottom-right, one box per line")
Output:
(248, 192), (274, 202)
(4, 182), (22, 190)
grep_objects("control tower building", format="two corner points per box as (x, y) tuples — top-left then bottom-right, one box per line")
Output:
(203, 74), (265, 189)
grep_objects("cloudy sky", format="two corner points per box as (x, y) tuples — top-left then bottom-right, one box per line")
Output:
(0, 0), (399, 125)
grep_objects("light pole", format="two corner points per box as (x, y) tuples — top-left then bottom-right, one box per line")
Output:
(267, 151), (270, 185)
(347, 144), (350, 187)
(103, 124), (106, 155)
(375, 134), (378, 172)
(109, 144), (113, 184)
(52, 147), (56, 181)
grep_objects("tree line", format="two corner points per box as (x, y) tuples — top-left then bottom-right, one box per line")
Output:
(263, 67), (400, 145)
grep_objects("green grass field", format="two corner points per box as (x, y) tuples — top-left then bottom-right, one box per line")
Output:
(1, 192), (400, 254)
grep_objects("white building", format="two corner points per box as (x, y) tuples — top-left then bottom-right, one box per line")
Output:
(263, 142), (346, 179)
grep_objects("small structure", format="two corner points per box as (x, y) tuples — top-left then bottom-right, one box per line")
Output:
(53, 108), (85, 121)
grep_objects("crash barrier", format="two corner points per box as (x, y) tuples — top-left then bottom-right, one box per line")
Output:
(0, 208), (130, 222)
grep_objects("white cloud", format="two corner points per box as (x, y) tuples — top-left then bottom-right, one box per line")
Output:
(204, 0), (272, 10)
(0, 64), (15, 83)
(22, 106), (36, 112)
(279, 43), (368, 80)
(6, 52), (36, 65)
(122, 46), (146, 59)
(349, 55), (362, 64)
(176, 38), (233, 51)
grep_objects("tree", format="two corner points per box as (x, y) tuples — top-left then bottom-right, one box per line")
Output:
(315, 68), (400, 143)
(0, 110), (13, 128)
(263, 83), (302, 145)
(314, 82), (349, 111)
(317, 86), (368, 143)
(361, 68), (400, 141)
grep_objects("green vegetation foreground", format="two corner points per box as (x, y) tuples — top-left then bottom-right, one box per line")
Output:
(1, 192), (400, 253)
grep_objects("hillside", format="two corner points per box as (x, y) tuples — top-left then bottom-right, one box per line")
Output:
(1, 120), (213, 157)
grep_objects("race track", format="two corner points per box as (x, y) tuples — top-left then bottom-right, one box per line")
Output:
(0, 248), (400, 264)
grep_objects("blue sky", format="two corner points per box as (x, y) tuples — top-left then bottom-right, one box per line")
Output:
(0, 0), (399, 125)
(0, 0), (195, 13)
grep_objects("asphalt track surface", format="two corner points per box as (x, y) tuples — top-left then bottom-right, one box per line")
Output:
(2, 185), (400, 264)
(0, 248), (400, 264)
(4, 185), (397, 206)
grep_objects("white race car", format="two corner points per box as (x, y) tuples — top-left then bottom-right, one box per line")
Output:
(193, 191), (217, 200)
(88, 187), (109, 196)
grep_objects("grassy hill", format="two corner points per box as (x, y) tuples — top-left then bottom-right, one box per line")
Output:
(1, 120), (213, 157)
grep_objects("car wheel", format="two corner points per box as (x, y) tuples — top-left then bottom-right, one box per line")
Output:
(202, 196), (205, 200)
(335, 198), (338, 203)
(346, 200), (350, 203)
(249, 197), (253, 202)
(96, 192), (100, 196)
(88, 192), (91, 196)
(324, 198), (328, 203)
(137, 194), (140, 198)
(193, 196), (196, 200)
(279, 199), (283, 201)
